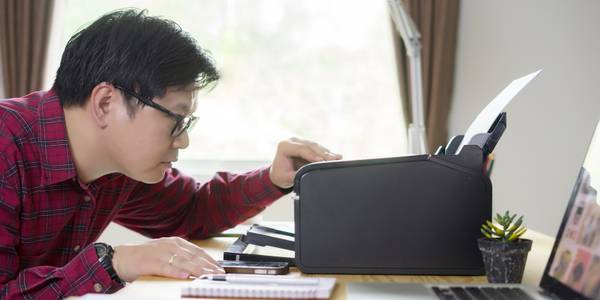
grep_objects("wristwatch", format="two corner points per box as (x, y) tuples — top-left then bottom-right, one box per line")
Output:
(94, 243), (124, 284)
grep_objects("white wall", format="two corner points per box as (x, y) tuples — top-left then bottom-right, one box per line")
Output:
(451, 0), (600, 236)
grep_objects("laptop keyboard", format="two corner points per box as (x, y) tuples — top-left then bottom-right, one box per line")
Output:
(432, 286), (538, 300)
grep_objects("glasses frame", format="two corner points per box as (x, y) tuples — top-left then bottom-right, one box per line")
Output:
(114, 85), (198, 137)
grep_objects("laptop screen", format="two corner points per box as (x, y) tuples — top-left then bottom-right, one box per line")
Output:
(541, 122), (600, 299)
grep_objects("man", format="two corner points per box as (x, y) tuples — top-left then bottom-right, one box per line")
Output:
(0, 9), (341, 298)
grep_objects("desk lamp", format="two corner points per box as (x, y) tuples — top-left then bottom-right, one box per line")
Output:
(388, 0), (428, 154)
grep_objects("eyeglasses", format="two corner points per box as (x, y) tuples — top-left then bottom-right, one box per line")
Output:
(114, 85), (198, 137)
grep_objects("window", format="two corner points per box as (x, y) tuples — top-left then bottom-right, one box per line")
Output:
(45, 0), (406, 177)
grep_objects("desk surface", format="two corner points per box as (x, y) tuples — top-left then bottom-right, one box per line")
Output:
(103, 229), (554, 299)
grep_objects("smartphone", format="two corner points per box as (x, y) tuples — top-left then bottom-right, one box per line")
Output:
(218, 260), (290, 275)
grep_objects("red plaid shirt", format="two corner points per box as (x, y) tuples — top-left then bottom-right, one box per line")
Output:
(0, 90), (285, 299)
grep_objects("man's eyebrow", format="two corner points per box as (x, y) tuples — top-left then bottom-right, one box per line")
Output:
(174, 103), (192, 115)
(173, 85), (201, 92)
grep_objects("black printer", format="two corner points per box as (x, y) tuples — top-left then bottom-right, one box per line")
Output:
(226, 113), (507, 275)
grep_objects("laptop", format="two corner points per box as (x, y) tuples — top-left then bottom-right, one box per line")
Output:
(348, 121), (600, 300)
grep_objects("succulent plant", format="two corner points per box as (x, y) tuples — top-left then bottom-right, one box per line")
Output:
(480, 211), (527, 242)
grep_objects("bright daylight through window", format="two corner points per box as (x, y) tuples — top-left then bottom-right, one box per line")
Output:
(45, 0), (407, 176)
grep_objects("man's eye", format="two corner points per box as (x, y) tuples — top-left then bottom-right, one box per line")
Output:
(175, 121), (184, 131)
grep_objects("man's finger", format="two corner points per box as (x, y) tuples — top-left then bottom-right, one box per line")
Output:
(193, 253), (224, 273)
(197, 256), (225, 273)
(281, 141), (324, 162)
(286, 138), (341, 161)
(178, 255), (223, 277)
(305, 142), (342, 161)
(180, 241), (224, 272)
(174, 247), (195, 261)
(169, 239), (224, 274)
(160, 257), (190, 279)
(177, 239), (221, 265)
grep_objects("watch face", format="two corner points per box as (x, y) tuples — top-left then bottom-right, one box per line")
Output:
(95, 243), (109, 258)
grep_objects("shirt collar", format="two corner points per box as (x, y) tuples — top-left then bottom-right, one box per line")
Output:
(37, 89), (78, 185)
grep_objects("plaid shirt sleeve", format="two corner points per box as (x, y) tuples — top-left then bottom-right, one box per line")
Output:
(0, 156), (123, 298)
(114, 166), (287, 239)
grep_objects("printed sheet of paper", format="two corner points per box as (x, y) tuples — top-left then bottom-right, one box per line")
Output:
(456, 69), (542, 154)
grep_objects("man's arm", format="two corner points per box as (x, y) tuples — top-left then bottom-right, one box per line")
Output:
(0, 170), (123, 298)
(114, 138), (341, 239)
(114, 166), (284, 239)
(0, 247), (122, 298)
(108, 138), (340, 282)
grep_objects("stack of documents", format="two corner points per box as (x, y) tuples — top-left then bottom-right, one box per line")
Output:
(181, 274), (336, 299)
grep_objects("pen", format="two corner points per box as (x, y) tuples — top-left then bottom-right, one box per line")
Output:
(200, 274), (320, 286)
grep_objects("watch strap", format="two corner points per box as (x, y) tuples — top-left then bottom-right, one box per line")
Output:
(94, 243), (124, 284)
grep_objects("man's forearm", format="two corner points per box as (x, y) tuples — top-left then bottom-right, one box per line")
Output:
(0, 245), (123, 298)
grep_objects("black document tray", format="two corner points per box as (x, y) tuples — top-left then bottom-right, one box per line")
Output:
(242, 224), (295, 251)
(223, 235), (296, 266)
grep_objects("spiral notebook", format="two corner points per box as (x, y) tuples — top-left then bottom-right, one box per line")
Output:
(181, 276), (336, 299)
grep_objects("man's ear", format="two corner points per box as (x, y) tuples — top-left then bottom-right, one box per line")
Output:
(88, 82), (117, 129)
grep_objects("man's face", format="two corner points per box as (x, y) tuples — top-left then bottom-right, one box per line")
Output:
(106, 86), (196, 183)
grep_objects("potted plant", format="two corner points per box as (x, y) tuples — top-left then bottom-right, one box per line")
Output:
(478, 211), (532, 283)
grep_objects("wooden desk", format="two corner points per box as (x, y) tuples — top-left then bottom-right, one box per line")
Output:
(105, 230), (554, 299)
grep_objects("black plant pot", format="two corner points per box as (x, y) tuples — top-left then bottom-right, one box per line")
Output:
(478, 238), (532, 283)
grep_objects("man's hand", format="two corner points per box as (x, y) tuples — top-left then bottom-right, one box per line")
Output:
(269, 137), (342, 189)
(112, 237), (225, 282)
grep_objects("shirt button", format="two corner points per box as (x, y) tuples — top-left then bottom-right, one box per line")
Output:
(83, 195), (91, 202)
(93, 283), (103, 293)
(73, 245), (81, 252)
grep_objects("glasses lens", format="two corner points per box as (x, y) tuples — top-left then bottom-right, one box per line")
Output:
(172, 116), (198, 137)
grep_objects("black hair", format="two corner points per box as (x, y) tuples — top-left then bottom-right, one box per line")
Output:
(53, 9), (219, 111)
